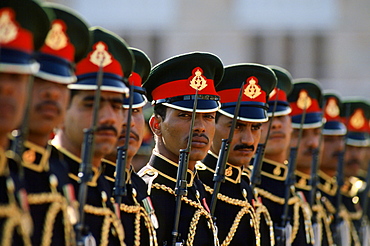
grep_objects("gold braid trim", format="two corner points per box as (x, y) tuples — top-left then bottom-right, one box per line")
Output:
(83, 204), (126, 246)
(339, 206), (361, 246)
(312, 203), (334, 246)
(119, 203), (158, 246)
(300, 201), (315, 245)
(254, 187), (299, 205)
(289, 202), (300, 243)
(204, 184), (260, 246)
(152, 183), (218, 245)
(0, 203), (32, 246)
(321, 196), (336, 214)
(254, 199), (274, 246)
(27, 192), (74, 246)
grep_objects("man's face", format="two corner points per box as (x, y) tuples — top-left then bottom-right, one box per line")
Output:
(344, 145), (367, 177)
(290, 127), (321, 172)
(211, 114), (262, 167)
(28, 78), (70, 136)
(63, 90), (124, 157)
(116, 106), (145, 160)
(260, 115), (292, 157)
(321, 135), (345, 172)
(0, 72), (30, 138)
(154, 107), (216, 163)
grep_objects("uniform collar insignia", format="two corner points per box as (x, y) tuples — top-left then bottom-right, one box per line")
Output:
(22, 140), (51, 173)
(294, 170), (311, 190)
(52, 143), (101, 187)
(151, 151), (195, 187)
(260, 158), (288, 181)
(201, 151), (242, 184)
(317, 170), (337, 196)
(101, 158), (132, 184)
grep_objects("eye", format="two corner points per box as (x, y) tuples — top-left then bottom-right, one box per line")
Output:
(204, 114), (215, 120)
(252, 123), (262, 130)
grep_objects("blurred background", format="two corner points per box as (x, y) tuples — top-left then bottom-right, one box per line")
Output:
(50, 0), (370, 98)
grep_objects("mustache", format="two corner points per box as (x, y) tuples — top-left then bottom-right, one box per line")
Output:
(35, 100), (61, 114)
(346, 159), (360, 166)
(269, 131), (286, 138)
(332, 151), (343, 158)
(234, 144), (255, 152)
(187, 133), (209, 142)
(96, 125), (118, 136)
(119, 128), (139, 141)
(303, 147), (317, 156)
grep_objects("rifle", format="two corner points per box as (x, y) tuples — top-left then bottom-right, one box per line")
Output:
(308, 98), (325, 208)
(172, 89), (199, 246)
(332, 103), (350, 246)
(250, 88), (279, 191)
(276, 97), (308, 245)
(75, 59), (105, 246)
(209, 82), (244, 218)
(10, 75), (35, 178)
(113, 83), (134, 205)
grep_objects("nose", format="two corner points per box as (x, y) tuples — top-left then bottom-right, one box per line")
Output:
(271, 116), (282, 130)
(241, 128), (255, 146)
(122, 108), (135, 128)
(192, 113), (206, 133)
(98, 103), (119, 126)
(305, 132), (320, 149)
(40, 83), (61, 100)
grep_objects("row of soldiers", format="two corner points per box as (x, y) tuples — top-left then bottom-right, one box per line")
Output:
(0, 0), (369, 245)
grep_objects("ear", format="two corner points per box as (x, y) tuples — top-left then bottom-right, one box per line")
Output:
(149, 115), (162, 136)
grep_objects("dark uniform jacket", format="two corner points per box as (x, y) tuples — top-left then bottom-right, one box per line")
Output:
(22, 141), (75, 246)
(138, 152), (218, 246)
(0, 146), (32, 246)
(316, 170), (338, 246)
(102, 159), (158, 246)
(198, 152), (260, 246)
(52, 144), (125, 246)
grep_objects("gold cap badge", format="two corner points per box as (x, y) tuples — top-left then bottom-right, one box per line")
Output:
(350, 109), (365, 129)
(0, 9), (18, 44)
(325, 98), (339, 118)
(244, 76), (262, 99)
(90, 42), (112, 67)
(45, 20), (68, 51)
(297, 90), (312, 110)
(189, 67), (208, 91)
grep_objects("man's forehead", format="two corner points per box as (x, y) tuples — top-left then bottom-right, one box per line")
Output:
(78, 90), (124, 100)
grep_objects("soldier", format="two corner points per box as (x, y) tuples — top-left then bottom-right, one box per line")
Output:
(0, 0), (49, 245)
(138, 52), (223, 245)
(104, 47), (158, 246)
(51, 27), (133, 245)
(20, 4), (90, 245)
(287, 79), (324, 246)
(253, 66), (308, 246)
(196, 63), (276, 246)
(340, 99), (370, 246)
(318, 92), (347, 246)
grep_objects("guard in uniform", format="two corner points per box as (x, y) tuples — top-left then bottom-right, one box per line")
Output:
(51, 27), (133, 245)
(253, 66), (308, 246)
(197, 63), (276, 246)
(138, 52), (223, 245)
(20, 4), (90, 245)
(288, 79), (324, 246)
(318, 92), (347, 246)
(103, 47), (158, 246)
(341, 99), (370, 246)
(0, 0), (49, 245)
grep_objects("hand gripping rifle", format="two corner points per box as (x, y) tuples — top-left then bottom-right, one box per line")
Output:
(113, 83), (134, 205)
(209, 82), (244, 219)
(332, 103), (350, 246)
(250, 89), (279, 191)
(75, 59), (105, 246)
(308, 98), (325, 208)
(276, 98), (308, 246)
(172, 89), (199, 246)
